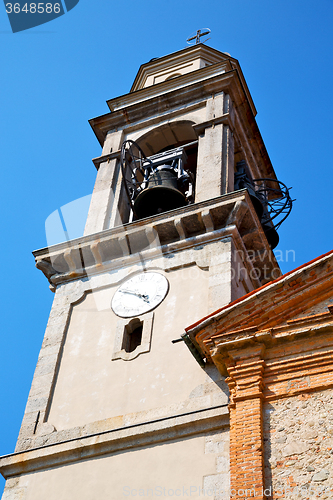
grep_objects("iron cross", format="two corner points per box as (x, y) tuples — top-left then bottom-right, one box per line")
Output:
(187, 29), (211, 45)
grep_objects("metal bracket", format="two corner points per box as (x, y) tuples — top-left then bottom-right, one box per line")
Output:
(172, 333), (206, 368)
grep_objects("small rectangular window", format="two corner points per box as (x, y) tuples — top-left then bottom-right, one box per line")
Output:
(112, 312), (154, 361)
(122, 320), (143, 353)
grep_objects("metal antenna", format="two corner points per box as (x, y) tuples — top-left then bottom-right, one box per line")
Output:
(187, 29), (211, 45)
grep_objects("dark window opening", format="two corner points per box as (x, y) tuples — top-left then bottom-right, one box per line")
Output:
(122, 320), (143, 353)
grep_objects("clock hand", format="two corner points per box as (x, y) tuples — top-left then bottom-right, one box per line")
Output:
(120, 289), (150, 302)
(120, 289), (139, 297)
(140, 294), (150, 303)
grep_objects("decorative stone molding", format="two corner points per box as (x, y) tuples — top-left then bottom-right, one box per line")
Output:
(33, 190), (280, 289)
(0, 405), (229, 478)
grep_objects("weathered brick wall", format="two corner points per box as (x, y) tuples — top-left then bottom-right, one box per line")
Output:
(263, 390), (333, 498)
(292, 298), (333, 321)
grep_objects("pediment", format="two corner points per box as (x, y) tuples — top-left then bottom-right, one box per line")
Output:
(130, 44), (235, 92)
(187, 250), (333, 355)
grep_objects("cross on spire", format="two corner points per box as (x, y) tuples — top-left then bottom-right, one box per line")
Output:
(187, 29), (211, 45)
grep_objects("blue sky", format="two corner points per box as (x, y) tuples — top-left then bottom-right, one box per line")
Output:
(1, 0), (333, 495)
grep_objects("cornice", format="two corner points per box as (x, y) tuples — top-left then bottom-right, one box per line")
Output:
(33, 190), (279, 288)
(130, 44), (239, 92)
(116, 60), (231, 111)
(0, 405), (228, 478)
(188, 252), (333, 347)
(89, 67), (254, 146)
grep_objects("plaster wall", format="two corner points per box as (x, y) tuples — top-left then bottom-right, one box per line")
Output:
(46, 262), (228, 431)
(2, 430), (230, 500)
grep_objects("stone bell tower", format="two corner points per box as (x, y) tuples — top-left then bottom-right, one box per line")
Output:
(0, 44), (282, 499)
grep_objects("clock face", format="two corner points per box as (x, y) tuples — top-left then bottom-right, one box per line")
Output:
(111, 272), (169, 318)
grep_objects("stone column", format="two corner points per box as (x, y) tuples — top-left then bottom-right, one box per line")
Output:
(84, 130), (124, 235)
(194, 93), (234, 203)
(225, 345), (266, 500)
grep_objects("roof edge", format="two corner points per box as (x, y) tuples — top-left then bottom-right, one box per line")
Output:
(186, 248), (333, 335)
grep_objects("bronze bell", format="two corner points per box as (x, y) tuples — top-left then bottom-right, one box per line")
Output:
(234, 162), (264, 220)
(260, 210), (280, 249)
(246, 185), (264, 220)
(262, 223), (279, 250)
(133, 166), (187, 220)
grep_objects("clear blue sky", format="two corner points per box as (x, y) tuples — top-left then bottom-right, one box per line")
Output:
(1, 0), (333, 495)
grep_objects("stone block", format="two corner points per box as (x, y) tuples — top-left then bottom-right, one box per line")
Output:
(25, 397), (48, 414)
(2, 487), (26, 500)
(216, 455), (230, 473)
(33, 362), (54, 377)
(203, 473), (229, 499)
(36, 423), (56, 436)
(313, 469), (330, 482)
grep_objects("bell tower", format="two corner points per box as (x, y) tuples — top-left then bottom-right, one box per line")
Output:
(0, 44), (288, 499)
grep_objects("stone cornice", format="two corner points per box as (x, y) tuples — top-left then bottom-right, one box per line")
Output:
(202, 310), (333, 401)
(33, 190), (280, 288)
(90, 68), (255, 145)
(90, 68), (235, 144)
(0, 405), (228, 478)
(112, 60), (231, 112)
(187, 251), (333, 347)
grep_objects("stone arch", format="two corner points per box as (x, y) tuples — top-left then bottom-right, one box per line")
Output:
(135, 120), (198, 157)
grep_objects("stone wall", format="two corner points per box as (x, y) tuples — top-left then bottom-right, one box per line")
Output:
(263, 389), (333, 498)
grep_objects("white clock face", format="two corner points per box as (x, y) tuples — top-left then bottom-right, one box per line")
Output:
(111, 272), (169, 318)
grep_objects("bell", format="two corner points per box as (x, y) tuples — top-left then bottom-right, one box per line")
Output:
(246, 185), (264, 220)
(234, 163), (263, 220)
(262, 225), (279, 249)
(133, 166), (187, 220)
(261, 221), (279, 250)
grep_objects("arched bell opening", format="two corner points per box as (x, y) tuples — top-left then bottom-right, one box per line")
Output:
(135, 120), (197, 156)
(120, 121), (199, 222)
(135, 121), (198, 187)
